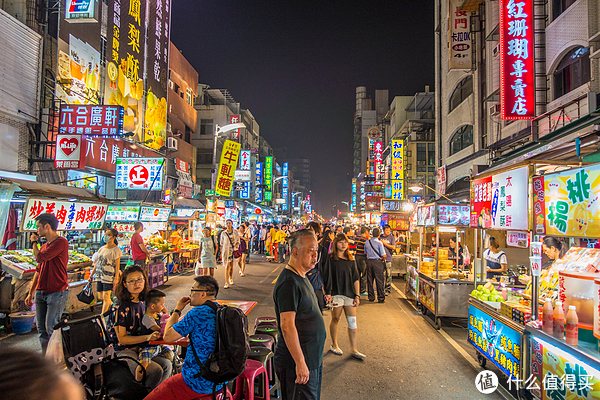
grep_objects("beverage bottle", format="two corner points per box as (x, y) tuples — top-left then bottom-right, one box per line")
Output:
(542, 299), (554, 334)
(553, 301), (565, 339)
(566, 306), (578, 346)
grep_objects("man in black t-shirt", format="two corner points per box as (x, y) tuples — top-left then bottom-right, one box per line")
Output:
(273, 229), (326, 400)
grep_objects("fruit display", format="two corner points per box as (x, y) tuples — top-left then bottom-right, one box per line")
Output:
(1, 249), (91, 279)
(471, 282), (505, 303)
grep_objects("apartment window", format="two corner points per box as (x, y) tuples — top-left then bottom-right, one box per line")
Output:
(449, 76), (473, 113)
(427, 143), (435, 165)
(196, 152), (213, 164)
(417, 143), (426, 162)
(553, 0), (576, 20)
(450, 125), (474, 155)
(554, 47), (590, 99)
(200, 119), (213, 135)
(417, 167), (427, 172)
(186, 88), (193, 105)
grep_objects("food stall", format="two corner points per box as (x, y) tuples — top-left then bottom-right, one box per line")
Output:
(380, 199), (411, 277)
(405, 210), (419, 302)
(414, 202), (474, 329)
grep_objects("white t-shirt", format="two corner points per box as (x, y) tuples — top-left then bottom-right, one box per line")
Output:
(95, 246), (122, 284)
(484, 249), (507, 266)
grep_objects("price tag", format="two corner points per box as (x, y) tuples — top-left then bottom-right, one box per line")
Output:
(530, 255), (542, 277)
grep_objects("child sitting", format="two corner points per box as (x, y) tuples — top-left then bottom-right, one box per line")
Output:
(135, 289), (174, 381)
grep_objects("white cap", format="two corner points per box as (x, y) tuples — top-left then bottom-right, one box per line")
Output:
(569, 305), (576, 310)
(555, 301), (562, 305)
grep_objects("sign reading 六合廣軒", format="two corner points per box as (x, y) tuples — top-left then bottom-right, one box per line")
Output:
(115, 157), (164, 190)
(215, 140), (241, 197)
(500, 0), (535, 119)
(22, 198), (107, 231)
(391, 139), (404, 200)
(449, 0), (471, 69)
(60, 104), (124, 136)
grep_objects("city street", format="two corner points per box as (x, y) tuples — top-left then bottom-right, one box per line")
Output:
(0, 255), (504, 399)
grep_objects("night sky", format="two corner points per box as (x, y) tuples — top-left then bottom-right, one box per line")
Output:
(170, 1), (434, 216)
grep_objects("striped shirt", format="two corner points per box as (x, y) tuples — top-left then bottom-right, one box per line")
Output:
(354, 236), (367, 256)
(347, 238), (356, 255)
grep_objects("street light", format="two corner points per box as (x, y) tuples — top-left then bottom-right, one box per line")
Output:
(409, 182), (457, 203)
(211, 122), (246, 190)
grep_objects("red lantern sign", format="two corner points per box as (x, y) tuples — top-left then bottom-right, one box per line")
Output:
(254, 208), (262, 214)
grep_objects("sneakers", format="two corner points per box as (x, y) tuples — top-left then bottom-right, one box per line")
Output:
(329, 346), (343, 356)
(351, 351), (366, 360)
(224, 283), (229, 289)
(360, 292), (368, 296)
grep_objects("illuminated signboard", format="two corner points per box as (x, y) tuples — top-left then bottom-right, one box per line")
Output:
(391, 139), (404, 200)
(239, 182), (250, 199)
(139, 206), (170, 222)
(65, 0), (97, 21)
(449, 0), (471, 69)
(234, 170), (252, 181)
(500, 0), (535, 119)
(264, 156), (273, 202)
(374, 142), (383, 183)
(55, 134), (85, 169)
(57, 35), (102, 104)
(59, 104), (124, 136)
(239, 150), (251, 171)
(215, 140), (241, 197)
(105, 205), (140, 221)
(381, 199), (405, 213)
(229, 115), (241, 141)
(351, 181), (357, 212)
(115, 157), (164, 190)
(282, 162), (288, 211)
(22, 198), (107, 231)
(255, 162), (262, 203)
(438, 205), (470, 226)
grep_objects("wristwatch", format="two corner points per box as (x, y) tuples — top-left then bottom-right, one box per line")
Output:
(172, 309), (181, 315)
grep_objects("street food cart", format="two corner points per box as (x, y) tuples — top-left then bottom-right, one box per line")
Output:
(380, 199), (411, 277)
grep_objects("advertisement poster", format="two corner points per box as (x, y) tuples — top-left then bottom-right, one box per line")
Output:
(507, 231), (529, 248)
(105, 205), (140, 221)
(67, 170), (106, 196)
(215, 140), (241, 197)
(541, 164), (600, 237)
(437, 205), (470, 226)
(391, 139), (404, 200)
(529, 336), (600, 400)
(449, 0), (471, 69)
(468, 304), (521, 379)
(470, 166), (528, 230)
(417, 204), (435, 227)
(22, 198), (107, 231)
(139, 206), (170, 222)
(105, 0), (149, 144)
(418, 278), (435, 313)
(56, 34), (101, 104)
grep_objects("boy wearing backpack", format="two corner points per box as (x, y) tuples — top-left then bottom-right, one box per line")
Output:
(145, 276), (233, 400)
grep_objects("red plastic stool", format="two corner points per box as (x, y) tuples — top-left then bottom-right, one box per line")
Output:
(254, 317), (277, 328)
(249, 334), (275, 352)
(233, 359), (270, 400)
(193, 387), (232, 399)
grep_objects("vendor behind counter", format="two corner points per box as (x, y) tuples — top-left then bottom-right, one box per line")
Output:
(484, 237), (507, 279)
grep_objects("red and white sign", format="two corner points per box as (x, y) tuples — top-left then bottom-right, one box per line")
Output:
(115, 157), (164, 190)
(367, 127), (381, 140)
(59, 104), (123, 135)
(530, 256), (542, 276)
(175, 158), (190, 174)
(55, 134), (85, 169)
(229, 114), (241, 141)
(84, 137), (157, 173)
(374, 142), (383, 183)
(437, 165), (447, 195)
(234, 170), (252, 181)
(449, 0), (471, 69)
(22, 198), (107, 231)
(239, 150), (251, 171)
(175, 158), (193, 198)
(500, 0), (535, 119)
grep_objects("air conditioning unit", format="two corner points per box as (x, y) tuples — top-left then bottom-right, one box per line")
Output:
(489, 104), (500, 116)
(492, 44), (500, 58)
(167, 137), (178, 151)
(166, 122), (172, 133)
(168, 80), (174, 89)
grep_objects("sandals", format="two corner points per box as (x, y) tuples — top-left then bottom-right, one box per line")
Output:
(329, 346), (343, 356)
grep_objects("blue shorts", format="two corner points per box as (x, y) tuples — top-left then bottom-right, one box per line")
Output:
(97, 282), (113, 292)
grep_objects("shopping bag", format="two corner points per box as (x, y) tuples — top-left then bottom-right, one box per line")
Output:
(463, 245), (471, 266)
(45, 328), (64, 366)
(77, 281), (95, 305)
(195, 261), (203, 276)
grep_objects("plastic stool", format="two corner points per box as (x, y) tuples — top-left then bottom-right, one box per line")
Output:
(255, 317), (277, 328)
(233, 359), (270, 400)
(249, 334), (275, 352)
(254, 326), (278, 343)
(248, 346), (279, 397)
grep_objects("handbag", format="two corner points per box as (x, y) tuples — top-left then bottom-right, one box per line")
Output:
(226, 231), (242, 259)
(77, 281), (95, 305)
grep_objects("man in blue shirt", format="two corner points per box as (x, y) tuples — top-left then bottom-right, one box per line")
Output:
(364, 227), (387, 303)
(146, 276), (229, 400)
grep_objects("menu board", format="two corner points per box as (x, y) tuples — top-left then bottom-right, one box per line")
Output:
(437, 205), (470, 226)
(417, 204), (435, 226)
(22, 198), (107, 231)
(470, 166), (528, 230)
(535, 164), (600, 237)
(139, 206), (171, 222)
(105, 205), (140, 221)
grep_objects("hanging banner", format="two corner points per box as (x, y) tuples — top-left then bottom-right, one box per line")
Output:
(229, 114), (241, 141)
(22, 198), (107, 231)
(470, 166), (528, 230)
(391, 139), (404, 200)
(500, 0), (535, 119)
(215, 140), (241, 197)
(437, 165), (447, 195)
(449, 0), (472, 69)
(282, 162), (288, 211)
(532, 175), (546, 235)
(255, 161), (262, 203)
(264, 156), (273, 201)
(540, 164), (600, 237)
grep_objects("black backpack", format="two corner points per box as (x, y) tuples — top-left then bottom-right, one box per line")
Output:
(189, 301), (250, 399)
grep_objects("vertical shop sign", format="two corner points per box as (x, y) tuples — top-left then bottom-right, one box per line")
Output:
(255, 162), (262, 203)
(175, 158), (193, 198)
(374, 142), (383, 183)
(229, 114), (241, 141)
(282, 162), (289, 211)
(391, 139), (404, 200)
(500, 0), (535, 119)
(239, 182), (250, 199)
(55, 134), (85, 169)
(449, 0), (471, 69)
(264, 156), (273, 201)
(437, 165), (447, 195)
(532, 175), (546, 235)
(215, 140), (241, 197)
(351, 180), (357, 212)
(239, 150), (251, 170)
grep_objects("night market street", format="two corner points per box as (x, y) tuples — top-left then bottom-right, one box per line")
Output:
(0, 256), (503, 400)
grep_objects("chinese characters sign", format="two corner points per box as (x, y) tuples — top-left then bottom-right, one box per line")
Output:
(282, 162), (289, 211)
(500, 0), (535, 119)
(175, 158), (193, 198)
(22, 198), (107, 231)
(84, 137), (156, 173)
(60, 104), (123, 136)
(65, 0), (97, 21)
(55, 134), (85, 169)
(255, 162), (262, 203)
(539, 164), (600, 237)
(105, 205), (140, 221)
(449, 0), (471, 69)
(229, 115), (241, 141)
(417, 204), (435, 227)
(470, 166), (528, 230)
(373, 142), (383, 183)
(381, 199), (404, 213)
(115, 157), (164, 190)
(438, 165), (447, 195)
(139, 206), (170, 222)
(215, 140), (241, 197)
(468, 303), (522, 380)
(264, 156), (273, 202)
(391, 139), (404, 200)
(239, 150), (251, 171)
(438, 205), (470, 226)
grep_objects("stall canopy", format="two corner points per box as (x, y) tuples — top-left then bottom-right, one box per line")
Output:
(175, 197), (204, 209)
(1, 178), (109, 202)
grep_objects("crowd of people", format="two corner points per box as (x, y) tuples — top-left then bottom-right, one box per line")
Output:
(4, 212), (404, 400)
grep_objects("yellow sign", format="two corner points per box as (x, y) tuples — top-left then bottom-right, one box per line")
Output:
(215, 140), (241, 197)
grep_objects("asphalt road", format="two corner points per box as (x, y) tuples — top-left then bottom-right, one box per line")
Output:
(1, 254), (506, 399)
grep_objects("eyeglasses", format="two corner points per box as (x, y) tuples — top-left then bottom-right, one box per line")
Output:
(126, 278), (145, 285)
(191, 288), (208, 295)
